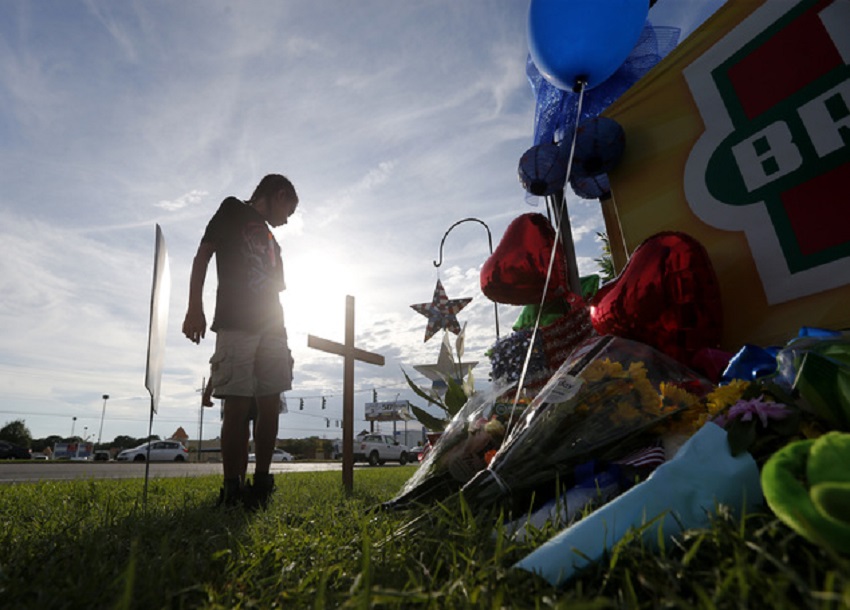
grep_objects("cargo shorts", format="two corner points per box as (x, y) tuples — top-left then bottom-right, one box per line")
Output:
(209, 327), (294, 402)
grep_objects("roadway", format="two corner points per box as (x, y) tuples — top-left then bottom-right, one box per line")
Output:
(0, 460), (357, 484)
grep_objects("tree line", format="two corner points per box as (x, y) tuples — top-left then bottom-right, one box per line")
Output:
(0, 418), (339, 459)
(0, 419), (159, 452)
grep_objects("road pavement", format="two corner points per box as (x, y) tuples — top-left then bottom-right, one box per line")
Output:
(0, 460), (353, 484)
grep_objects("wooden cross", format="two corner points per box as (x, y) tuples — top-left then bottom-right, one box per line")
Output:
(307, 295), (385, 493)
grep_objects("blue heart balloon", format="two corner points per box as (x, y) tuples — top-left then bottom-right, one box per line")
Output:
(528, 0), (650, 91)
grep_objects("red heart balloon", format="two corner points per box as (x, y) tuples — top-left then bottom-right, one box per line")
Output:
(480, 213), (568, 305)
(589, 232), (723, 366)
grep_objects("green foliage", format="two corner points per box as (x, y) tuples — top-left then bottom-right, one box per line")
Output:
(403, 369), (468, 432)
(402, 329), (474, 432)
(0, 419), (31, 447)
(0, 470), (847, 608)
(112, 435), (148, 449)
(594, 232), (616, 283)
(31, 435), (62, 453)
(279, 436), (335, 459)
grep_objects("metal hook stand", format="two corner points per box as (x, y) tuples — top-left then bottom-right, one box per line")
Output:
(433, 217), (500, 340)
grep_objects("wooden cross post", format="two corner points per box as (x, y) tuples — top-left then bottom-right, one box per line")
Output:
(307, 295), (385, 493)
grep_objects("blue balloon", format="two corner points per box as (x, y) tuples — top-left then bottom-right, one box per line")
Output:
(528, 0), (650, 91)
(573, 117), (626, 176)
(570, 172), (610, 200)
(518, 143), (568, 196)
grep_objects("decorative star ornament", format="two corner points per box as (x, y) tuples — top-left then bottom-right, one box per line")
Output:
(410, 279), (472, 342)
(413, 332), (478, 394)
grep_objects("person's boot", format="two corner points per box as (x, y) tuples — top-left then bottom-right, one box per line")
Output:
(216, 477), (242, 508)
(244, 473), (275, 511)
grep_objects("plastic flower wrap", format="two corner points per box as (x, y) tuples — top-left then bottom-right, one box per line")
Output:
(775, 330), (850, 431)
(383, 378), (520, 510)
(460, 335), (713, 512)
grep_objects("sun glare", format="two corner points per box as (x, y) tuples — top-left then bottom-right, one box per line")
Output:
(281, 254), (362, 343)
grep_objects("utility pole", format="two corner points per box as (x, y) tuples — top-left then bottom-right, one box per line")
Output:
(97, 394), (109, 447)
(197, 377), (206, 462)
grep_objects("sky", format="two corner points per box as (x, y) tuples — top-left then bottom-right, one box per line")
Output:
(0, 0), (725, 445)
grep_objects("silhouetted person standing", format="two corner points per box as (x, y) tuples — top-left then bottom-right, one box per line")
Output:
(183, 174), (298, 509)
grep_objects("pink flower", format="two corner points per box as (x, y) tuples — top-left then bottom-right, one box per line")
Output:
(716, 395), (790, 428)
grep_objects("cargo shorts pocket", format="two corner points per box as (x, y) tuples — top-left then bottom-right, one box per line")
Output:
(208, 348), (232, 388)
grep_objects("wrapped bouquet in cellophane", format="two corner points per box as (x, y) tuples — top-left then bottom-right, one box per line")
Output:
(461, 335), (713, 512)
(383, 378), (520, 510)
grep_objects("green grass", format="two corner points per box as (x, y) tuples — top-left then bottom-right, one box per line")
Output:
(0, 468), (848, 609)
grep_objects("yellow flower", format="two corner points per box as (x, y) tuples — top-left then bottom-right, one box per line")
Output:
(627, 361), (649, 382)
(605, 359), (628, 378)
(581, 359), (609, 383)
(636, 377), (662, 413)
(800, 419), (826, 439)
(611, 400), (641, 424)
(694, 412), (712, 429)
(660, 382), (700, 410)
(651, 383), (707, 435)
(705, 380), (750, 416)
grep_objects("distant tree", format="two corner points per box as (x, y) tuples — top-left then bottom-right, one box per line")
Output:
(32, 435), (63, 452)
(594, 232), (616, 283)
(112, 435), (156, 449)
(0, 419), (32, 447)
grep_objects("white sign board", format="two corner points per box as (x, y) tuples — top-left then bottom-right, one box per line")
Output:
(145, 224), (170, 414)
(365, 400), (412, 421)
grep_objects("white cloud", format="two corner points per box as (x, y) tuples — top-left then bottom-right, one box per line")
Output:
(155, 190), (209, 212)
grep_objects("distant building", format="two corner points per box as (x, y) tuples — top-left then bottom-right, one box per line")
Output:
(170, 427), (189, 443)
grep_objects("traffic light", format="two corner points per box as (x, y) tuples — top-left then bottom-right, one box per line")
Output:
(299, 398), (304, 410)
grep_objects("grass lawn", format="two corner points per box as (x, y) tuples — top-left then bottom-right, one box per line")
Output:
(0, 466), (848, 609)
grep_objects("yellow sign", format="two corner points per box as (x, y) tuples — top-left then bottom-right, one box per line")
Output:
(604, 0), (850, 349)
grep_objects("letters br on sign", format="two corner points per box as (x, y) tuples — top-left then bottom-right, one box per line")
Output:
(603, 0), (850, 349)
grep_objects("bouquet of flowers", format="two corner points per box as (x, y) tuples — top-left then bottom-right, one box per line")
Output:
(383, 378), (521, 510)
(655, 360), (823, 465)
(460, 335), (714, 512)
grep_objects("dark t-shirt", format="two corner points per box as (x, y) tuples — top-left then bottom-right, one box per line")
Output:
(202, 197), (285, 332)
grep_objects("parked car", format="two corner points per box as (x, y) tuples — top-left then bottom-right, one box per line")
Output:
(248, 448), (293, 463)
(93, 450), (111, 461)
(30, 452), (50, 460)
(116, 441), (189, 462)
(353, 434), (410, 466)
(410, 445), (426, 463)
(0, 440), (31, 460)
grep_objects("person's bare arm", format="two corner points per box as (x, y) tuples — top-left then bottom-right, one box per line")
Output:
(182, 241), (215, 344)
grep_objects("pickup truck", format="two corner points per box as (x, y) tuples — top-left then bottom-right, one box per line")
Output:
(353, 434), (411, 466)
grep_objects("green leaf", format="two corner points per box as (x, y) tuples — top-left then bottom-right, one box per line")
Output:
(726, 419), (757, 456)
(770, 410), (801, 436)
(444, 376), (468, 417)
(410, 405), (447, 432)
(402, 367), (447, 410)
(762, 381), (799, 409)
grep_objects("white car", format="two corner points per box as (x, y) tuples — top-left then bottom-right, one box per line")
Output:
(248, 448), (293, 463)
(116, 441), (189, 462)
(353, 434), (411, 466)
